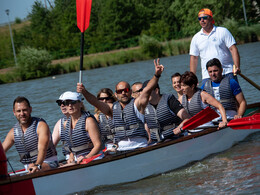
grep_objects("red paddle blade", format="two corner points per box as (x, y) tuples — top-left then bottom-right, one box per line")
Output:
(80, 153), (101, 164)
(182, 106), (219, 130)
(227, 114), (260, 129)
(76, 0), (92, 32)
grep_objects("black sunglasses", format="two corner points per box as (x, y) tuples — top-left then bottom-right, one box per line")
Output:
(63, 100), (79, 106)
(98, 97), (112, 101)
(133, 88), (143, 93)
(198, 16), (209, 21)
(57, 100), (65, 106)
(116, 88), (130, 94)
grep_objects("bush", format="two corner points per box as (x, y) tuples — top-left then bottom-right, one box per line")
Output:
(139, 35), (163, 58)
(17, 47), (52, 80)
(15, 17), (22, 24)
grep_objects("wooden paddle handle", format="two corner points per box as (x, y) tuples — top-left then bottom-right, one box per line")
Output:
(239, 72), (260, 90)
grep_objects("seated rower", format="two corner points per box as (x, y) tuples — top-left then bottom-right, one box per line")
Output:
(77, 59), (164, 152)
(62, 92), (103, 164)
(2, 96), (58, 173)
(180, 71), (228, 129)
(201, 58), (246, 120)
(94, 88), (117, 153)
(143, 79), (190, 143)
(52, 92), (71, 161)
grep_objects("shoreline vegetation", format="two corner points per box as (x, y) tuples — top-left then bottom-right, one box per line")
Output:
(0, 32), (259, 84)
(1, 0), (260, 84)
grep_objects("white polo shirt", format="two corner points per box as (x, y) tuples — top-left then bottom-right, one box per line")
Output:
(189, 26), (236, 79)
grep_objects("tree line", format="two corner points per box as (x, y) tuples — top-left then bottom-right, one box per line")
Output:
(1, 0), (260, 68)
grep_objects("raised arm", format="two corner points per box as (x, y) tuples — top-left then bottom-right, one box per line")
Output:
(135, 58), (164, 114)
(77, 83), (113, 117)
(190, 55), (199, 75)
(201, 91), (228, 129)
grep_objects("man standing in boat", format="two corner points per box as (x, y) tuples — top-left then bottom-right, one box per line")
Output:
(142, 79), (191, 143)
(201, 58), (246, 120)
(2, 96), (58, 173)
(189, 8), (241, 85)
(77, 59), (164, 152)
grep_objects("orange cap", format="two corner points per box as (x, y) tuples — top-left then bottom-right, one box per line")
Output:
(198, 8), (215, 24)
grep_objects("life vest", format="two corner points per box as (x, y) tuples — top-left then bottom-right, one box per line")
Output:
(112, 99), (147, 142)
(64, 111), (95, 156)
(0, 141), (7, 179)
(144, 94), (181, 141)
(13, 117), (57, 165)
(60, 116), (69, 156)
(98, 113), (114, 142)
(204, 76), (237, 111)
(182, 88), (205, 117)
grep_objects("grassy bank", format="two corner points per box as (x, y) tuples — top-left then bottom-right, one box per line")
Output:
(1, 23), (259, 84)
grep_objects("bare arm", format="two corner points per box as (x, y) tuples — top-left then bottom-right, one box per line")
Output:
(135, 58), (164, 114)
(190, 55), (199, 75)
(77, 83), (113, 117)
(2, 128), (15, 152)
(201, 91), (228, 129)
(29, 121), (50, 173)
(229, 45), (240, 74)
(77, 117), (102, 163)
(52, 119), (61, 147)
(173, 108), (191, 135)
(234, 92), (247, 119)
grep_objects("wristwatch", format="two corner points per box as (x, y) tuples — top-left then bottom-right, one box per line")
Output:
(34, 164), (42, 170)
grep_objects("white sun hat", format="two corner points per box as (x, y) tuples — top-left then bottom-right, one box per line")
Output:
(56, 91), (83, 102)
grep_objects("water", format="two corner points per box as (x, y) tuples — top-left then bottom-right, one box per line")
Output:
(0, 42), (260, 194)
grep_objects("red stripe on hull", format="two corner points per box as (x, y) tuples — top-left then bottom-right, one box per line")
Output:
(0, 179), (35, 195)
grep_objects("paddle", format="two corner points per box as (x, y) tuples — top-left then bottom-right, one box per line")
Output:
(227, 113), (260, 129)
(182, 106), (219, 130)
(76, 0), (92, 83)
(233, 65), (260, 90)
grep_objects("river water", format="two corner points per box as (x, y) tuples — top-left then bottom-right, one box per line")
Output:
(0, 42), (259, 194)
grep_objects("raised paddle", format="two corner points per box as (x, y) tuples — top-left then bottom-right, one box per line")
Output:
(233, 65), (260, 90)
(182, 106), (219, 130)
(76, 0), (92, 83)
(227, 113), (260, 129)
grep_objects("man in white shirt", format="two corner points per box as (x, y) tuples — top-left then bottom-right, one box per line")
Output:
(189, 8), (241, 85)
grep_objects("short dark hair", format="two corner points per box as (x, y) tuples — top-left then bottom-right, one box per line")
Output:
(180, 71), (198, 87)
(13, 96), (31, 109)
(171, 72), (181, 80)
(206, 58), (222, 70)
(131, 82), (142, 88)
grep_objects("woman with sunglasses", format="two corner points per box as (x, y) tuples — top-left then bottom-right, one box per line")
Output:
(52, 92), (71, 161)
(94, 88), (117, 152)
(58, 91), (102, 164)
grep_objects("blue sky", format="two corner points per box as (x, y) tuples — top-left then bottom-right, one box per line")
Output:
(0, 0), (50, 25)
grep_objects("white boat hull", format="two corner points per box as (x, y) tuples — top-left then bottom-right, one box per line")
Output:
(31, 128), (259, 195)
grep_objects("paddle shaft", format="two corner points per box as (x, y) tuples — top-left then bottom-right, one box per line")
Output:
(238, 72), (260, 90)
(79, 32), (84, 83)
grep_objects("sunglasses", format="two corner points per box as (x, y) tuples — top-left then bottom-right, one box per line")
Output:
(57, 100), (65, 106)
(63, 100), (79, 106)
(198, 16), (209, 21)
(98, 97), (112, 101)
(133, 88), (143, 93)
(116, 88), (130, 94)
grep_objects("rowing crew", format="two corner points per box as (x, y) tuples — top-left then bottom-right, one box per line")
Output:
(1, 57), (245, 173)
